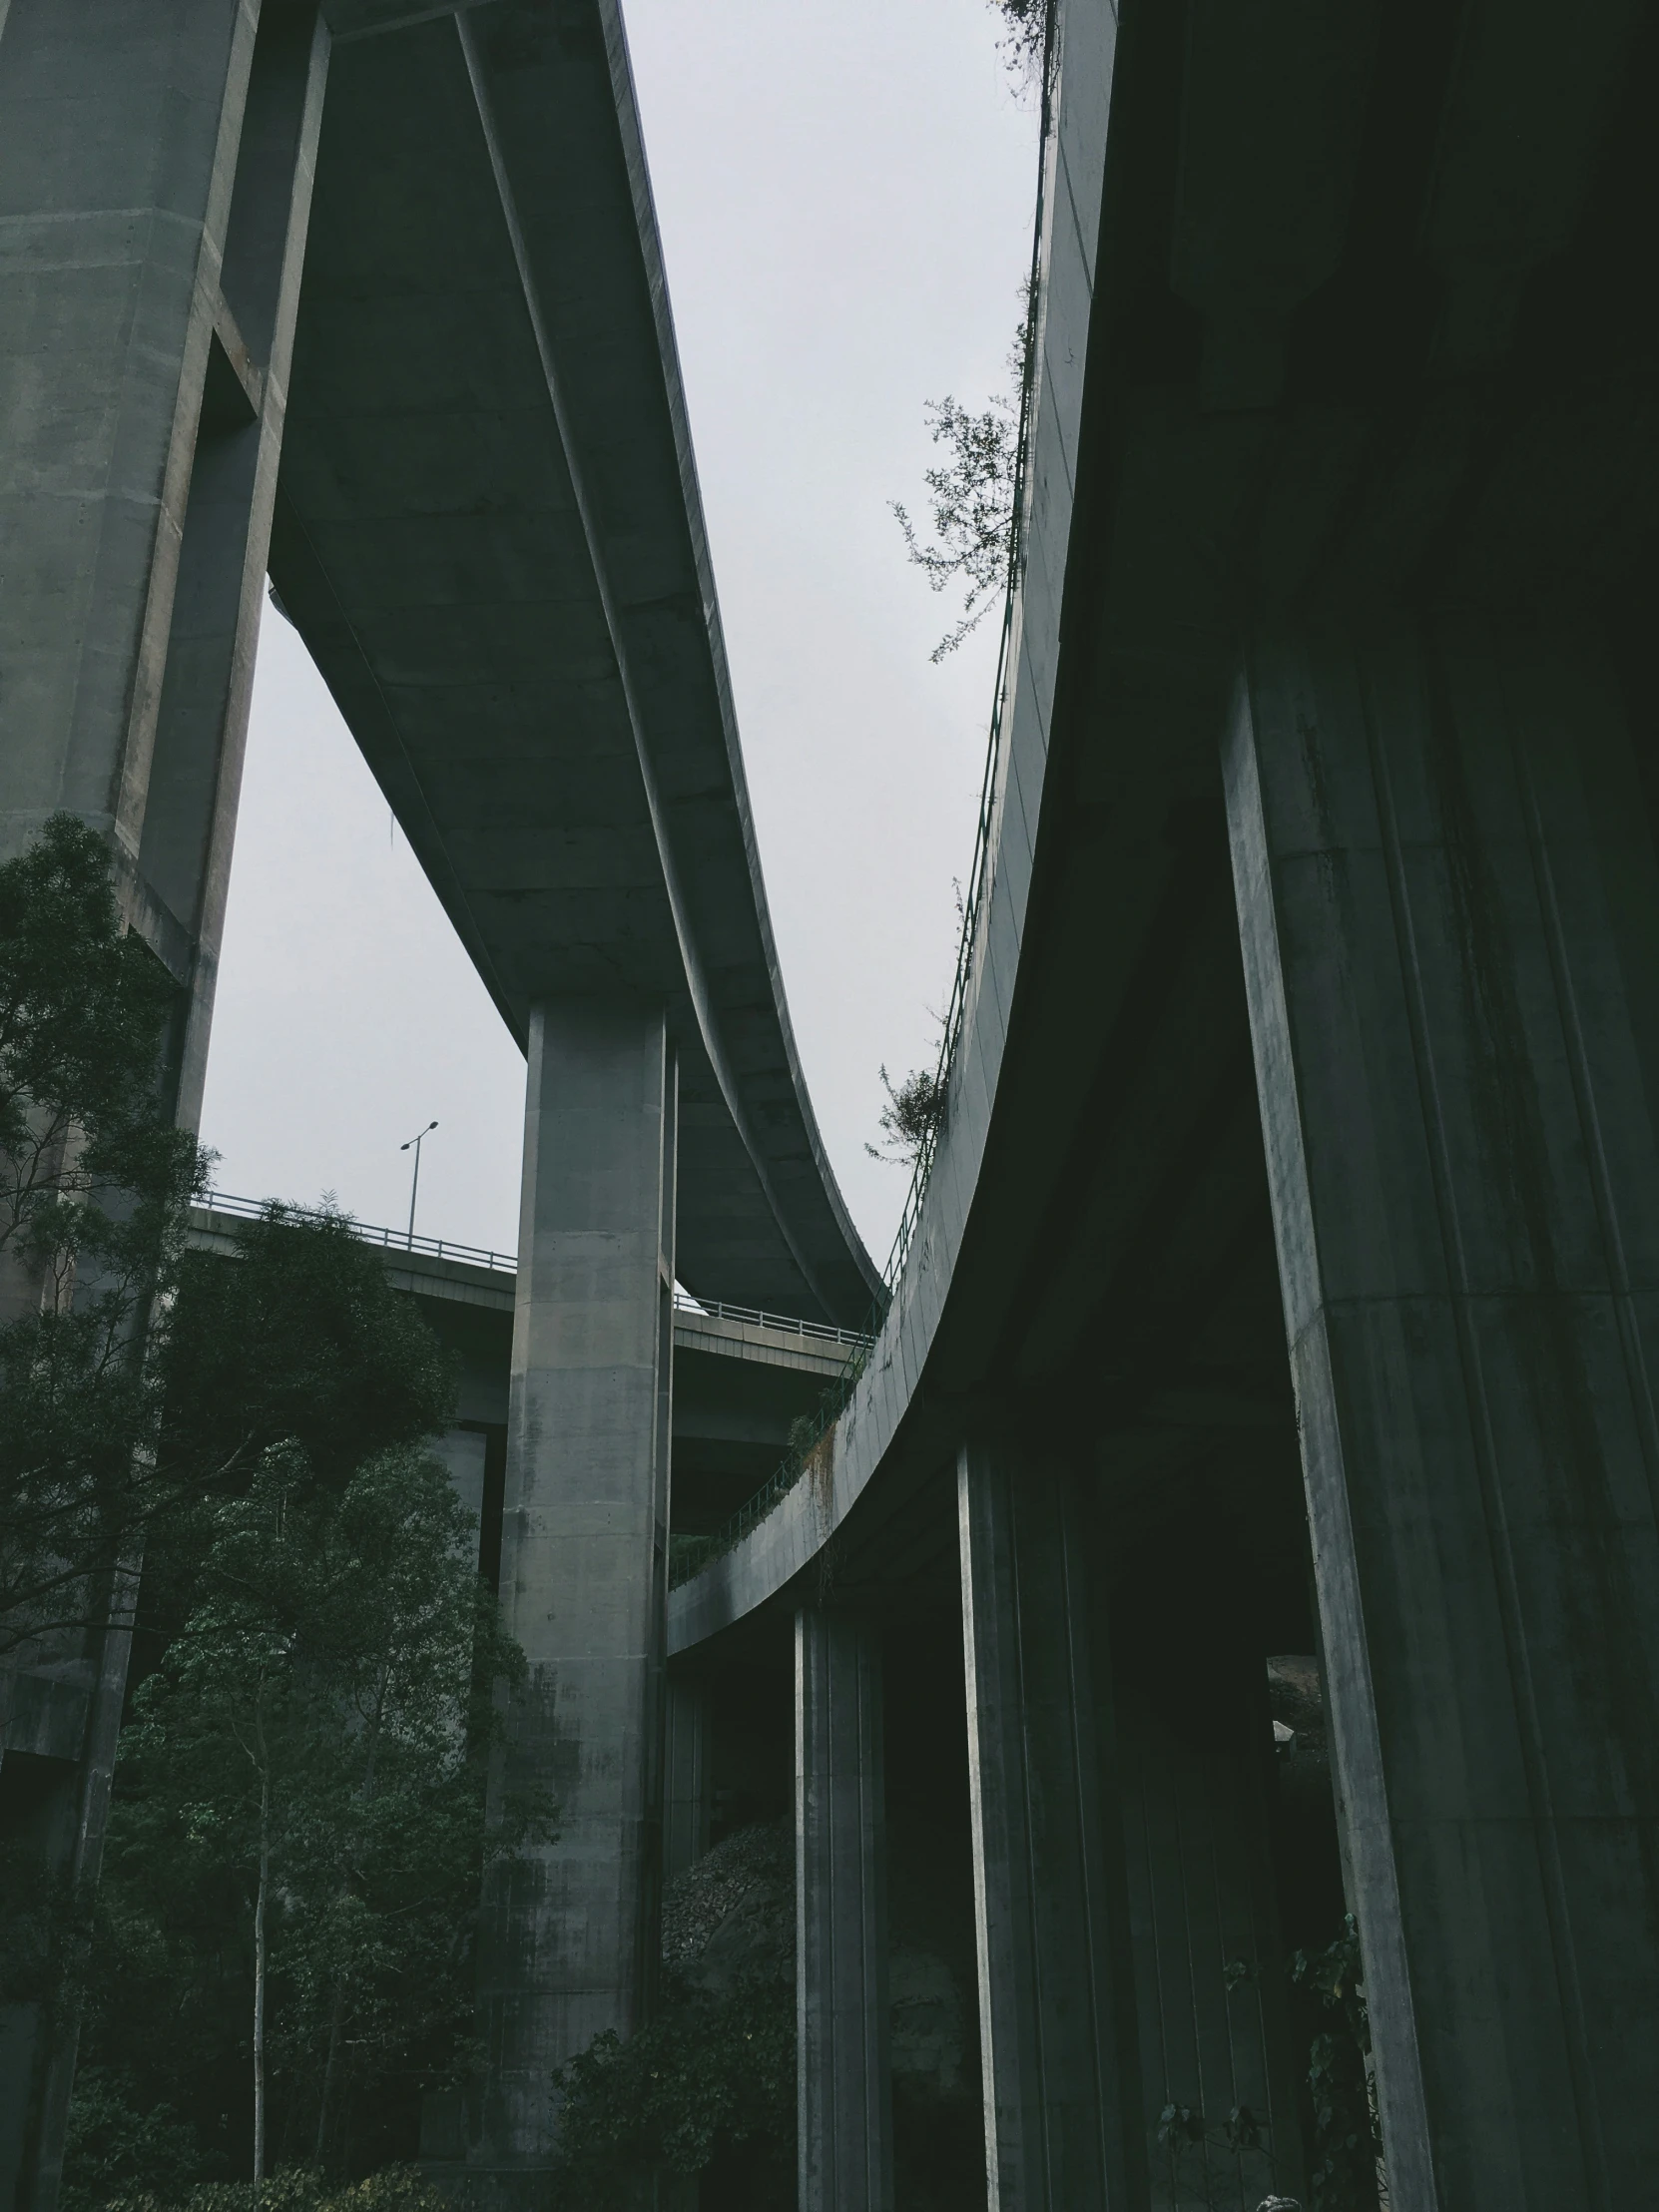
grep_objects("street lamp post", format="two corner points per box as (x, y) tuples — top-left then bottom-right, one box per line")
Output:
(400, 1120), (438, 1248)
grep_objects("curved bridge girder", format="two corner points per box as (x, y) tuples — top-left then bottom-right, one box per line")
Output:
(274, 0), (879, 1326)
(671, 0), (1659, 2197)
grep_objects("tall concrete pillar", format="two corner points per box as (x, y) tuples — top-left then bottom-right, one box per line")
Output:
(957, 1440), (1145, 2212)
(663, 1672), (711, 1885)
(0, 0), (327, 1117)
(0, 10), (327, 2209)
(1224, 620), (1659, 2205)
(795, 1606), (892, 2212)
(477, 1000), (677, 2178)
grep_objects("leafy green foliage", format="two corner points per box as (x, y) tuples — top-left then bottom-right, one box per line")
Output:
(0, 818), (509, 2198)
(60, 2070), (201, 2212)
(159, 1210), (455, 1502)
(1156, 2102), (1206, 2153)
(0, 1835), (93, 2031)
(75, 1450), (542, 2187)
(863, 1063), (946, 1168)
(1289, 1917), (1381, 2211)
(91, 2162), (452, 2212)
(0, 814), (205, 1650)
(890, 294), (1036, 663)
(551, 1969), (795, 2208)
(1152, 2097), (1280, 2209)
(0, 814), (193, 1264)
(989, 0), (1048, 75)
(891, 394), (1019, 661)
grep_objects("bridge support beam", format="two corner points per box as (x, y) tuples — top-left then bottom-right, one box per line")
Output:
(957, 1441), (1144, 2212)
(0, 9), (327, 2209)
(0, 0), (326, 1114)
(1226, 621), (1659, 2205)
(478, 1000), (676, 2178)
(795, 1606), (892, 2212)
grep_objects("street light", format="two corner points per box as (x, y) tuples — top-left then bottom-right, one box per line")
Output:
(399, 1120), (437, 1248)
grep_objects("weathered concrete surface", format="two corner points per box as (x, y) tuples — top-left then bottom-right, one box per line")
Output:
(474, 1000), (676, 2173)
(3, 0), (881, 2136)
(957, 1442), (1144, 2212)
(1225, 622), (1659, 2205)
(795, 1607), (892, 2212)
(270, 0), (877, 1326)
(0, 0), (326, 1119)
(666, 0), (1122, 1659)
(0, 0), (253, 880)
(12, 0), (1659, 2201)
(0, 10), (326, 2206)
(668, 7), (1659, 2193)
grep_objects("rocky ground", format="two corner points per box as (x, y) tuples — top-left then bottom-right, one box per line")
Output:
(661, 1821), (793, 1995)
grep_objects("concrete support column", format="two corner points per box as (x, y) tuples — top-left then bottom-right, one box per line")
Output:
(795, 1606), (892, 2212)
(0, 0), (328, 1115)
(0, 13), (327, 2210)
(478, 1000), (677, 2174)
(957, 1440), (1144, 2212)
(663, 1673), (711, 1885)
(1224, 620), (1659, 2206)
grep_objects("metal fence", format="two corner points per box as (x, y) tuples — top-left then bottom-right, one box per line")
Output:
(196, 1194), (869, 1352)
(669, 1337), (873, 1588)
(197, 1190), (518, 1273)
(670, 1295), (872, 1352)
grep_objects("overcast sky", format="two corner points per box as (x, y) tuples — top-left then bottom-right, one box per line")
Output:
(198, 0), (1039, 1272)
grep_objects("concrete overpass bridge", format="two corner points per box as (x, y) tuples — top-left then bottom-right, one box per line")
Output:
(186, 1195), (870, 1548)
(5, 0), (1659, 2206)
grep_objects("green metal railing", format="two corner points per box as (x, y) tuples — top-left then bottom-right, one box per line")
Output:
(668, 1330), (875, 1587)
(669, 3), (1059, 1592)
(197, 1190), (518, 1273)
(197, 1196), (868, 1350)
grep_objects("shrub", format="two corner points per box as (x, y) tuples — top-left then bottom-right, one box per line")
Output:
(551, 1972), (794, 2207)
(96, 2163), (451, 2212)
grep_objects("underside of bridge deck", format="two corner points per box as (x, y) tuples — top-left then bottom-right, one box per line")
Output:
(7, 0), (1659, 2202)
(668, 0), (1659, 2202)
(0, 0), (880, 2198)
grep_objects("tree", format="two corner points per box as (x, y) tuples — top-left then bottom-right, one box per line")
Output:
(131, 1201), (460, 1657)
(890, 299), (1034, 663)
(863, 1064), (947, 1169)
(1288, 1919), (1382, 2211)
(158, 1209), (456, 1503)
(0, 814), (205, 1653)
(0, 817), (487, 2199)
(988, 0), (1047, 78)
(85, 1447), (539, 2189)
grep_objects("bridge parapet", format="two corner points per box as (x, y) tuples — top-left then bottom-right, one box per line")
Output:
(189, 1198), (868, 1374)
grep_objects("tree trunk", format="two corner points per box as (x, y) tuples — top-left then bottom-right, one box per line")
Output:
(313, 1979), (346, 2168)
(308, 1660), (387, 2169)
(254, 1763), (270, 2189)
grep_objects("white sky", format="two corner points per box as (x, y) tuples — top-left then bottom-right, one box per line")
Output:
(198, 0), (1039, 1269)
